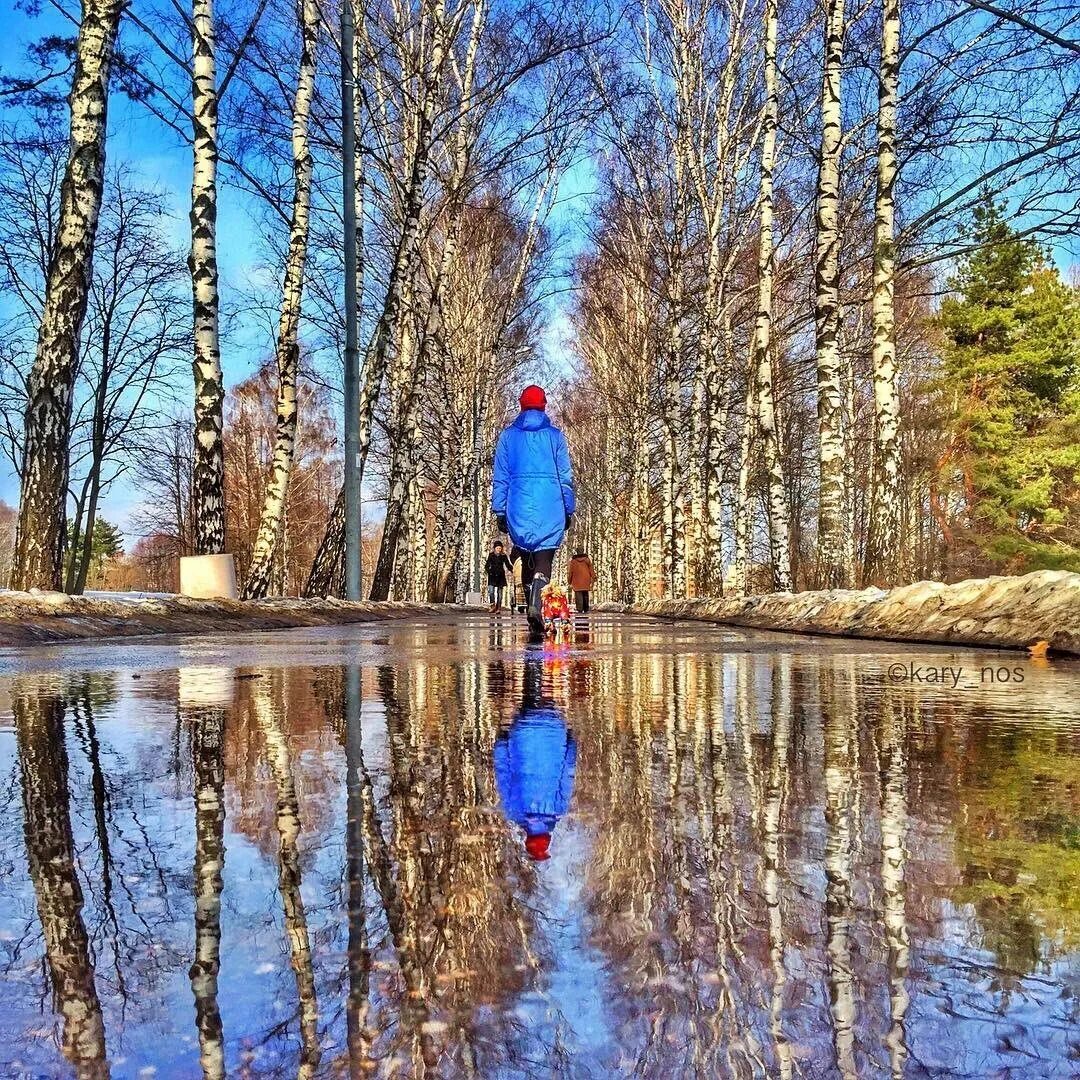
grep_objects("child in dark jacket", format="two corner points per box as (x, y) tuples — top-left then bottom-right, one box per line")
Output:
(484, 541), (513, 611)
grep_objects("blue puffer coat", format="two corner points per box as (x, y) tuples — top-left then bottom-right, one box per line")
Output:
(491, 410), (576, 552)
(494, 707), (577, 837)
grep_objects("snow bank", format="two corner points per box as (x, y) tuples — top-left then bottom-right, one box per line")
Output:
(630, 569), (1080, 656)
(0, 590), (456, 647)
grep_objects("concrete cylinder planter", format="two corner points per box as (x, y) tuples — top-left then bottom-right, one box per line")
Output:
(180, 553), (238, 600)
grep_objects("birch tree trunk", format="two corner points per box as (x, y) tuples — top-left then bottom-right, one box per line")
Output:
(879, 701), (910, 1077)
(189, 707), (227, 1080)
(705, 309), (735, 595)
(254, 679), (321, 1077)
(813, 0), (851, 589)
(243, 0), (319, 599)
(10, 0), (123, 591)
(703, 348), (725, 593)
(733, 370), (755, 594)
(763, 658), (793, 1078)
(370, 278), (421, 600)
(15, 681), (109, 1078)
(190, 0), (227, 556)
(304, 73), (436, 598)
(371, 4), (477, 601)
(753, 0), (793, 592)
(867, 0), (904, 585)
(822, 676), (857, 1078)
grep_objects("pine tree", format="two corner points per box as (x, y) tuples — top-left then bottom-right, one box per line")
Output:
(936, 198), (1080, 572)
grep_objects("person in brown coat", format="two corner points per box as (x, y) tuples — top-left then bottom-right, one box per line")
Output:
(567, 551), (597, 613)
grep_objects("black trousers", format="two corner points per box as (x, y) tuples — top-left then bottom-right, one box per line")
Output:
(510, 547), (555, 590)
(574, 590), (590, 613)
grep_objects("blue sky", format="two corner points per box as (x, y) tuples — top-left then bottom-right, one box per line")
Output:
(0, 2), (596, 538)
(1, 3), (277, 527)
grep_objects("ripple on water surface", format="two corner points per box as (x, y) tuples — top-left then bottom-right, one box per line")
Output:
(0, 614), (1078, 1078)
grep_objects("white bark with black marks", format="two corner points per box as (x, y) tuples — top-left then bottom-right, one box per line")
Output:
(243, 0), (320, 599)
(189, 707), (226, 1080)
(190, 0), (227, 556)
(813, 0), (851, 589)
(733, 368), (755, 595)
(752, 0), (793, 593)
(868, 0), (904, 585)
(16, 682), (109, 1078)
(11, 0), (123, 591)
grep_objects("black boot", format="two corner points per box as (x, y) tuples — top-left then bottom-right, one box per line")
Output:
(527, 574), (547, 637)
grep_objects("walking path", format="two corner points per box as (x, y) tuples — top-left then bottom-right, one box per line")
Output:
(2, 568), (1078, 653)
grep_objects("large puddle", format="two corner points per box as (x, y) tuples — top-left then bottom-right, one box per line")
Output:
(1, 614), (1078, 1078)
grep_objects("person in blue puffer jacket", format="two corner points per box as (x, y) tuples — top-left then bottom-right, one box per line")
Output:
(491, 385), (576, 635)
(493, 659), (577, 861)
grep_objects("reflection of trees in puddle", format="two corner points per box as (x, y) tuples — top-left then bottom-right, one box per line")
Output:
(251, 672), (321, 1078)
(953, 730), (1080, 975)
(575, 652), (922, 1076)
(348, 660), (554, 1076)
(188, 702), (226, 1080)
(14, 679), (109, 1079)
(6, 640), (1077, 1078)
(762, 659), (793, 1080)
(822, 667), (858, 1078)
(877, 696), (910, 1080)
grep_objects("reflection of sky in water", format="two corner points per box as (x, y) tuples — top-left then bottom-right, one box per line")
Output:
(0, 614), (1077, 1077)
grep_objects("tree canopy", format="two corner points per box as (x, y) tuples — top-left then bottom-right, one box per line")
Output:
(936, 199), (1080, 572)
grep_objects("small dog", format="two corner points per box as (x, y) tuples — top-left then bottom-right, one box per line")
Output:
(541, 583), (573, 644)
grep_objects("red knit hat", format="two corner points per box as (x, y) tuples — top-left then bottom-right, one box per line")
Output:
(519, 384), (547, 410)
(525, 833), (551, 861)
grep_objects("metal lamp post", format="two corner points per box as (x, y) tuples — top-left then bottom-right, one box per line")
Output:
(341, 0), (362, 600)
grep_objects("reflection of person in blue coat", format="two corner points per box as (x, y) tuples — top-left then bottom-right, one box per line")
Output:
(491, 385), (575, 636)
(493, 660), (577, 861)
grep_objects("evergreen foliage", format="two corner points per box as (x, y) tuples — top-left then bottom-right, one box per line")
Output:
(936, 198), (1080, 572)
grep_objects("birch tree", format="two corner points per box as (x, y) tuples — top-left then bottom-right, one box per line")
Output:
(865, 0), (903, 584)
(242, 0), (320, 599)
(750, 0), (793, 591)
(813, 0), (851, 590)
(368, 0), (463, 601)
(305, 0), (451, 598)
(189, 705), (227, 1080)
(10, 0), (125, 591)
(189, 0), (227, 555)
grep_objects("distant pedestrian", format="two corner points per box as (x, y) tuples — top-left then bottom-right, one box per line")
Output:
(567, 550), (597, 613)
(491, 385), (575, 637)
(485, 541), (513, 612)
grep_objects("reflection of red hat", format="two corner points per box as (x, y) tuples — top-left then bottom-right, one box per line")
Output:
(525, 833), (551, 861)
(519, 385), (547, 410)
